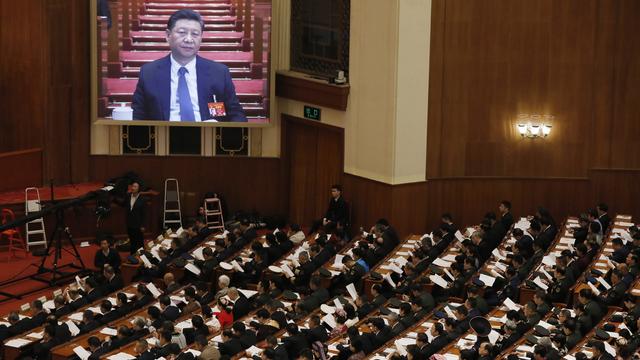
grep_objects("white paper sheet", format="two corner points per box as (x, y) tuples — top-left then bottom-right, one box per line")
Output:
(488, 330), (500, 344)
(140, 254), (153, 268)
(588, 281), (601, 296)
(100, 327), (118, 336)
(533, 277), (549, 290)
(429, 274), (449, 288)
(4, 338), (31, 348)
(106, 352), (136, 360)
(281, 264), (295, 278)
(432, 258), (453, 268)
(346, 283), (358, 301)
(238, 289), (258, 298)
(185, 263), (201, 275)
(333, 298), (343, 309)
(73, 346), (91, 360)
(66, 320), (81, 336)
(503, 298), (520, 311)
(596, 277), (612, 290)
(146, 283), (162, 298)
(478, 274), (496, 287)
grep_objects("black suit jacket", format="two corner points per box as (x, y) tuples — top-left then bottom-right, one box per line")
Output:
(424, 334), (449, 357)
(219, 338), (244, 357)
(303, 325), (329, 343)
(162, 305), (181, 321)
(325, 196), (349, 226)
(137, 349), (158, 360)
(8, 318), (34, 337)
(232, 295), (252, 319)
(157, 343), (181, 357)
(125, 194), (146, 229)
(238, 330), (258, 348)
(282, 334), (309, 359)
(102, 274), (124, 294)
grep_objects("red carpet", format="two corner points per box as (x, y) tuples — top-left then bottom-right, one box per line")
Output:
(0, 243), (127, 313)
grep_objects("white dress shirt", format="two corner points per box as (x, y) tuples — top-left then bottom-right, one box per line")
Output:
(169, 55), (201, 121)
(130, 194), (139, 210)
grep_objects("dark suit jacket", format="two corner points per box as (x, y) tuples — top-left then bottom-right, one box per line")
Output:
(325, 196), (349, 226)
(80, 319), (100, 334)
(303, 325), (329, 343)
(501, 211), (514, 230)
(124, 194), (146, 230)
(238, 330), (258, 349)
(255, 323), (279, 342)
(219, 338), (244, 357)
(282, 334), (309, 359)
(162, 305), (181, 321)
(99, 310), (121, 325)
(298, 288), (329, 313)
(102, 274), (124, 294)
(69, 296), (88, 311)
(137, 349), (158, 360)
(424, 334), (449, 357)
(157, 343), (181, 357)
(132, 55), (246, 122)
(94, 249), (122, 271)
(8, 318), (33, 337)
(232, 295), (252, 319)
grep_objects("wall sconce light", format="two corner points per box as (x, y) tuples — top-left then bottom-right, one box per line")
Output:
(516, 114), (553, 138)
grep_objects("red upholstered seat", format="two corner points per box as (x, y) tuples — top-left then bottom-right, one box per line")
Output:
(0, 209), (28, 260)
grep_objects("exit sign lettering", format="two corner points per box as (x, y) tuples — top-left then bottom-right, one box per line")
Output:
(304, 105), (321, 121)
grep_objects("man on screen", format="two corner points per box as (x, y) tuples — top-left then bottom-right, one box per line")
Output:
(132, 9), (246, 122)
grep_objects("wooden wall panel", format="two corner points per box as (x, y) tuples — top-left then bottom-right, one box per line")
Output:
(427, 0), (640, 178)
(609, 0), (640, 168)
(89, 155), (285, 225)
(0, 1), (46, 153)
(0, 149), (43, 191)
(283, 116), (344, 227)
(590, 169), (640, 221)
(0, 0), (90, 184)
(342, 174), (393, 233)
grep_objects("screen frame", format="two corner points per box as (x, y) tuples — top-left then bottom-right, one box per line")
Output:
(90, 0), (273, 128)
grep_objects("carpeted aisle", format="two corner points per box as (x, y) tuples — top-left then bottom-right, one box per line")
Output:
(0, 244), (127, 313)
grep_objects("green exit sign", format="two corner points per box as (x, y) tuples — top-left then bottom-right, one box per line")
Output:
(304, 105), (321, 121)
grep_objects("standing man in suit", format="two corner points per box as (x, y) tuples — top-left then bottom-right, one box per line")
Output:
(132, 9), (246, 122)
(124, 181), (146, 254)
(499, 200), (514, 230)
(596, 203), (611, 234)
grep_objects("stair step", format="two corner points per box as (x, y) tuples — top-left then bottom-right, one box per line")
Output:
(145, 1), (232, 10)
(129, 42), (244, 52)
(143, 8), (232, 16)
(130, 31), (243, 43)
(139, 23), (237, 31)
(138, 15), (237, 25)
(118, 50), (254, 68)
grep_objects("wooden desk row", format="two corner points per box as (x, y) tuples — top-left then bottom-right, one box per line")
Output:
(571, 215), (634, 304)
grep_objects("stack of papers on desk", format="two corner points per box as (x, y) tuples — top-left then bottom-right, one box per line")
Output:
(432, 258), (452, 268)
(5, 338), (32, 348)
(73, 346), (91, 360)
(106, 352), (136, 360)
(100, 327), (118, 336)
(533, 277), (549, 290)
(478, 274), (496, 287)
(429, 274), (449, 288)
